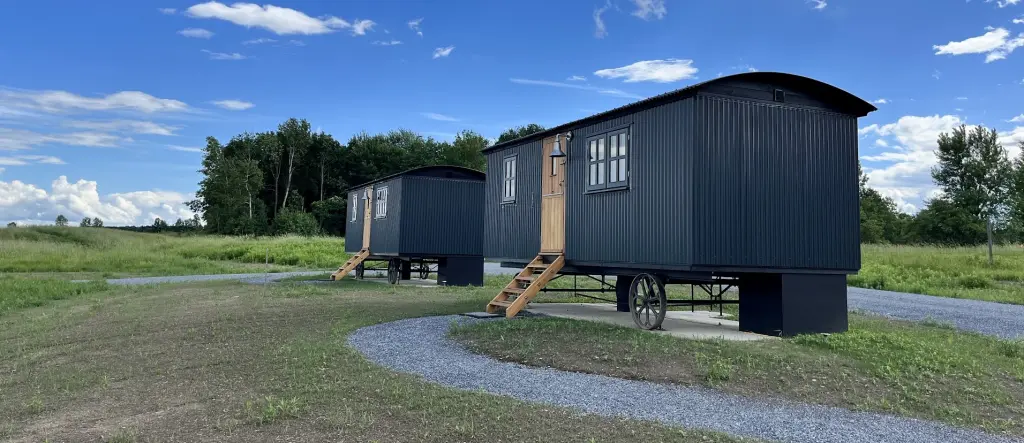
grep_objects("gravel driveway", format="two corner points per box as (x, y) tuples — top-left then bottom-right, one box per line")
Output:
(349, 315), (1021, 443)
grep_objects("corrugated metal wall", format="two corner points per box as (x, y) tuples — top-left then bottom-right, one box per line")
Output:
(692, 93), (860, 271)
(344, 190), (363, 253)
(483, 140), (542, 261)
(564, 99), (694, 267)
(399, 176), (484, 256)
(369, 177), (402, 254)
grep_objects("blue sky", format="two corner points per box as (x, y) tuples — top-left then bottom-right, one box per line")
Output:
(1, 0), (1023, 225)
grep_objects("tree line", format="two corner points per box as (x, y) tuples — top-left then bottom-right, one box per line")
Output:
(189, 118), (544, 236)
(860, 124), (1024, 245)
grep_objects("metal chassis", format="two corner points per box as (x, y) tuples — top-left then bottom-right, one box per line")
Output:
(356, 256), (437, 284)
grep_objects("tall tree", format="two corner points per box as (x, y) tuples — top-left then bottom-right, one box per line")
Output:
(55, 214), (68, 227)
(932, 125), (1011, 220)
(6, 222), (16, 228)
(92, 218), (103, 228)
(79, 217), (92, 227)
(277, 118), (312, 213)
(442, 130), (488, 171)
(259, 132), (283, 218)
(497, 124), (545, 144)
(1005, 141), (1024, 241)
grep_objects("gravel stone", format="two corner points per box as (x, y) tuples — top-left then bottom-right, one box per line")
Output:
(348, 315), (1023, 443)
(848, 287), (1024, 339)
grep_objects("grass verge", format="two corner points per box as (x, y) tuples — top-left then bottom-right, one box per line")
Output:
(450, 315), (1024, 437)
(0, 276), (109, 316)
(0, 281), (751, 442)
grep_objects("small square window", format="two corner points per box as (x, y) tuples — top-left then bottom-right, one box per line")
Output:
(375, 187), (388, 219)
(585, 128), (630, 192)
(502, 155), (517, 203)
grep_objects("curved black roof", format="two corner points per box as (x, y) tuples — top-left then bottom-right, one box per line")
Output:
(483, 71), (876, 152)
(345, 165), (485, 191)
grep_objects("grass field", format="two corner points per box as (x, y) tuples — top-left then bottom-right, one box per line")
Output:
(0, 280), (749, 442)
(451, 316), (1024, 437)
(0, 226), (348, 277)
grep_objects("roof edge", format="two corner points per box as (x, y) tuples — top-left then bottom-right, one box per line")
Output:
(344, 165), (485, 192)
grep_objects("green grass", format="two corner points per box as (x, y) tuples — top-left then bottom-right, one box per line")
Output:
(851, 244), (1024, 304)
(0, 281), (749, 442)
(0, 226), (348, 276)
(450, 315), (1024, 436)
(0, 277), (109, 316)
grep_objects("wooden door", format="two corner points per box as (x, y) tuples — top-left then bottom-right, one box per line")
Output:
(362, 186), (373, 249)
(541, 135), (566, 253)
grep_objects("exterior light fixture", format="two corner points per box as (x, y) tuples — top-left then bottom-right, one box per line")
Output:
(551, 132), (568, 158)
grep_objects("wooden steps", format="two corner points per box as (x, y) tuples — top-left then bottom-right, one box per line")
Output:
(486, 254), (564, 317)
(330, 248), (370, 281)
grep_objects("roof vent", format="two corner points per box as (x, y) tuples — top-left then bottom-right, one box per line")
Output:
(773, 89), (786, 103)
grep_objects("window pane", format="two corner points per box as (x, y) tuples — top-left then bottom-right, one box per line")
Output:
(597, 162), (604, 184)
(597, 138), (605, 160)
(610, 159), (618, 182)
(619, 158), (627, 182)
(619, 133), (627, 156)
(511, 159), (516, 177)
(510, 179), (515, 196)
(589, 141), (597, 161)
(589, 164), (596, 185)
(610, 135), (618, 157)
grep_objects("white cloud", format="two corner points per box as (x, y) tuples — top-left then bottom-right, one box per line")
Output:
(0, 88), (188, 114)
(0, 176), (194, 226)
(510, 78), (643, 99)
(0, 128), (128, 151)
(210, 99), (254, 110)
(432, 46), (454, 59)
(594, 59), (699, 83)
(159, 8), (177, 14)
(631, 0), (666, 20)
(243, 37), (276, 45)
(567, 75), (587, 81)
(421, 112), (459, 122)
(987, 0), (1021, 7)
(373, 40), (402, 46)
(408, 18), (423, 37)
(179, 28), (214, 38)
(168, 145), (204, 153)
(64, 120), (177, 136)
(873, 98), (889, 104)
(0, 155), (65, 166)
(201, 49), (247, 60)
(1015, 16), (1024, 24)
(956, 96), (969, 100)
(808, 0), (827, 10)
(933, 27), (1024, 62)
(1009, 114), (1024, 122)
(874, 139), (889, 147)
(594, 3), (610, 38)
(185, 1), (373, 36)
(933, 70), (942, 80)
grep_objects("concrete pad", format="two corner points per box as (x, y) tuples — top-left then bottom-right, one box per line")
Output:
(524, 303), (773, 341)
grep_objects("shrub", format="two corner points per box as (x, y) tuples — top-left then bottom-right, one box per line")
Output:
(273, 210), (321, 236)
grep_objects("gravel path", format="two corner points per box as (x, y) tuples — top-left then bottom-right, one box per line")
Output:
(99, 271), (325, 286)
(848, 287), (1024, 340)
(349, 315), (1021, 443)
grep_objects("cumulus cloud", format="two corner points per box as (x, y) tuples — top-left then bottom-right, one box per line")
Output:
(210, 99), (254, 110)
(186, 2), (373, 36)
(1010, 114), (1024, 123)
(631, 0), (666, 19)
(987, 0), (1021, 8)
(432, 46), (454, 59)
(408, 18), (423, 36)
(0, 128), (128, 151)
(64, 120), (177, 136)
(510, 78), (643, 99)
(421, 112), (459, 122)
(0, 176), (194, 226)
(933, 27), (1024, 62)
(0, 88), (188, 114)
(594, 59), (699, 83)
(179, 28), (214, 38)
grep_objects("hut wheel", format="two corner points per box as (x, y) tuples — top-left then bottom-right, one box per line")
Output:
(387, 258), (402, 285)
(629, 273), (667, 330)
(354, 262), (365, 280)
(418, 264), (430, 280)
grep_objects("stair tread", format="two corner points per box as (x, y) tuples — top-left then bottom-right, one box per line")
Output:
(489, 300), (513, 307)
(503, 287), (525, 294)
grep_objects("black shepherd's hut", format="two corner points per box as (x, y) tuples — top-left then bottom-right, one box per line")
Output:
(331, 165), (485, 286)
(482, 71), (877, 336)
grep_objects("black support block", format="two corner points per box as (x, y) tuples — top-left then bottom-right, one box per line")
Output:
(738, 273), (848, 337)
(437, 256), (484, 286)
(401, 260), (412, 280)
(615, 275), (634, 312)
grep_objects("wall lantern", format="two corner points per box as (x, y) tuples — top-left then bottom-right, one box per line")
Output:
(551, 131), (570, 158)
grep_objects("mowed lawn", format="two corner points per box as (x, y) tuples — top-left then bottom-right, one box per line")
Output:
(0, 226), (348, 278)
(0, 280), (750, 443)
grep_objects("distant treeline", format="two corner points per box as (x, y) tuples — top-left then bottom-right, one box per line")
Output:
(189, 119), (544, 237)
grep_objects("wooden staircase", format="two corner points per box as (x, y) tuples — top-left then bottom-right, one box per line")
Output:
(330, 248), (370, 281)
(487, 254), (564, 317)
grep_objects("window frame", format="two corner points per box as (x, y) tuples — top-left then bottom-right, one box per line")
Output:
(501, 154), (517, 204)
(585, 126), (631, 194)
(350, 192), (359, 222)
(374, 186), (388, 219)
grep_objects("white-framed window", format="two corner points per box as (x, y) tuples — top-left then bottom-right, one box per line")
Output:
(502, 155), (517, 203)
(375, 187), (388, 219)
(350, 192), (359, 222)
(586, 128), (629, 192)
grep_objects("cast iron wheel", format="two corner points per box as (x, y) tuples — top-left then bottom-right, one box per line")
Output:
(418, 264), (430, 280)
(354, 262), (365, 280)
(629, 273), (667, 330)
(387, 258), (401, 285)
